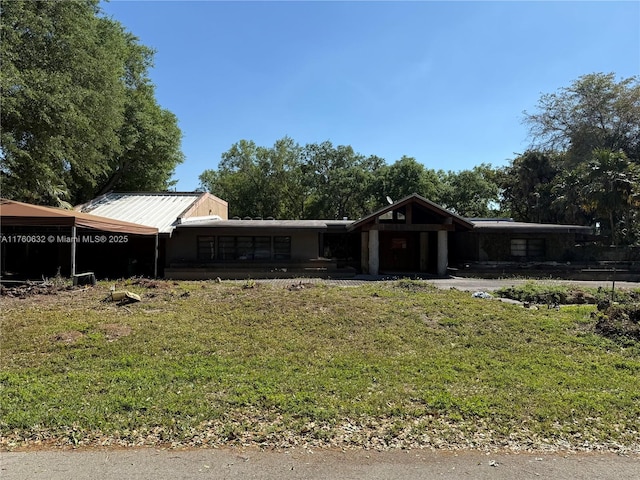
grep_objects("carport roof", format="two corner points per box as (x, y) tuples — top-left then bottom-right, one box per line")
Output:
(0, 199), (158, 235)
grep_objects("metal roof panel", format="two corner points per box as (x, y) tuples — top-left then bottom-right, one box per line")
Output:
(77, 193), (202, 234)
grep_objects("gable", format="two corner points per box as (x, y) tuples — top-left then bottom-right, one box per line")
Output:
(348, 194), (474, 232)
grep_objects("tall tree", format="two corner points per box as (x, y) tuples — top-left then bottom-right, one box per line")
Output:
(440, 164), (500, 218)
(301, 141), (384, 219)
(0, 0), (183, 206)
(92, 34), (184, 199)
(575, 149), (640, 245)
(380, 156), (443, 204)
(524, 73), (640, 165)
(199, 138), (304, 219)
(498, 151), (562, 222)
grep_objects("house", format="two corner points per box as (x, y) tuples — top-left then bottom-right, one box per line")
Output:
(347, 194), (474, 276)
(3, 193), (611, 281)
(161, 194), (596, 279)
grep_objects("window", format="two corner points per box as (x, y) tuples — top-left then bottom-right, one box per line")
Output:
(511, 238), (545, 258)
(379, 208), (406, 223)
(273, 236), (291, 259)
(197, 236), (216, 261)
(218, 236), (236, 261)
(218, 236), (278, 261)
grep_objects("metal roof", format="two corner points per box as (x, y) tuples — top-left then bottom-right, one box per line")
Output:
(76, 193), (203, 234)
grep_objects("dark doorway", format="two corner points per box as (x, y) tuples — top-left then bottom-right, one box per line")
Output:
(379, 232), (419, 272)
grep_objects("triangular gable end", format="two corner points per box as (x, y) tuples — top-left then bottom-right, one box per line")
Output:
(348, 193), (473, 232)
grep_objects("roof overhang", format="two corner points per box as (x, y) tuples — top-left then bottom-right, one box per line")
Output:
(470, 220), (593, 234)
(175, 219), (339, 232)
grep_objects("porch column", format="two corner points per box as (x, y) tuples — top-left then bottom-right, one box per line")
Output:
(368, 229), (379, 275)
(361, 231), (369, 273)
(437, 229), (448, 276)
(419, 232), (429, 272)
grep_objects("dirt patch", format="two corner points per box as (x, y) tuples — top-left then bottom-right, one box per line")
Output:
(1, 282), (74, 298)
(98, 324), (132, 341)
(128, 278), (172, 289)
(595, 303), (640, 343)
(51, 331), (84, 343)
(287, 281), (315, 291)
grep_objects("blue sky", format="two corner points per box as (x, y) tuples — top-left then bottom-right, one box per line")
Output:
(100, 1), (640, 192)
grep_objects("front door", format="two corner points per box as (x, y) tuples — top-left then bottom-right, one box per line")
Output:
(379, 232), (418, 272)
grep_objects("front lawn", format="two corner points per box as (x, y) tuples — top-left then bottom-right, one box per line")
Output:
(1, 279), (639, 451)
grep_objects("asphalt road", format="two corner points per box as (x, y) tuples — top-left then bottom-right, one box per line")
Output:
(2, 447), (640, 480)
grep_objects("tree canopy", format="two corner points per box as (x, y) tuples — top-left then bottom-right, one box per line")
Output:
(501, 73), (640, 244)
(199, 138), (502, 220)
(524, 73), (640, 164)
(0, 0), (183, 206)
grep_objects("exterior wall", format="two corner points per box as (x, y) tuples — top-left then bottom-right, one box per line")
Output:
(454, 231), (579, 263)
(291, 231), (319, 259)
(183, 194), (228, 220)
(573, 245), (640, 262)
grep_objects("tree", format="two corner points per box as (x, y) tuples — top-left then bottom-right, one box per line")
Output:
(514, 74), (640, 244)
(199, 138), (304, 219)
(575, 149), (640, 245)
(524, 73), (640, 165)
(301, 141), (384, 219)
(92, 34), (184, 199)
(440, 164), (501, 218)
(0, 0), (183, 206)
(380, 156), (443, 204)
(498, 151), (563, 222)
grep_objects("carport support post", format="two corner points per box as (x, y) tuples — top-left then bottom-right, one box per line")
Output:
(154, 233), (159, 279)
(368, 229), (379, 275)
(70, 225), (77, 279)
(437, 229), (447, 276)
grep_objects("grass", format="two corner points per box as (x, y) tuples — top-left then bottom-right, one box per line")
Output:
(1, 278), (640, 451)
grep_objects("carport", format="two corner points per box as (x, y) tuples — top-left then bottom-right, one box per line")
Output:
(1, 199), (158, 280)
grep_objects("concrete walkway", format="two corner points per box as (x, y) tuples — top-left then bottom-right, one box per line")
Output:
(2, 447), (639, 480)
